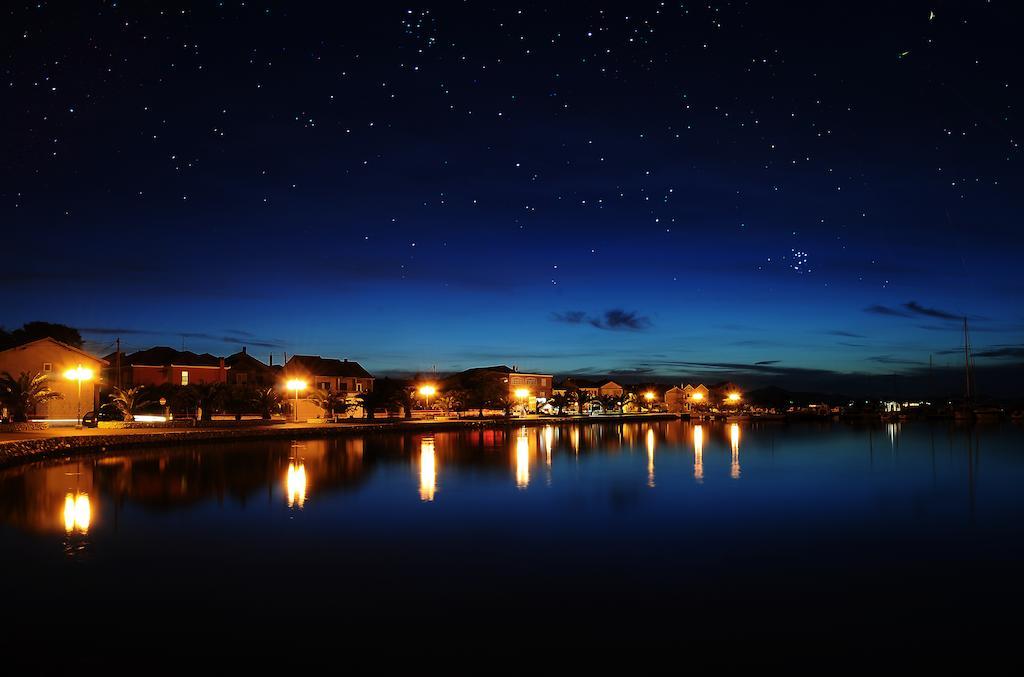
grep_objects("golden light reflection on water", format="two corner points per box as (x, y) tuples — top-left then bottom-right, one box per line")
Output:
(420, 437), (436, 501)
(693, 425), (704, 483)
(62, 492), (91, 534)
(286, 462), (307, 508)
(730, 423), (741, 480)
(516, 429), (530, 489)
(544, 426), (554, 468)
(646, 428), (656, 488)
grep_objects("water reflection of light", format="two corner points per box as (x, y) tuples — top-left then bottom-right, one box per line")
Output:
(63, 492), (91, 534)
(516, 430), (530, 489)
(646, 428), (656, 488)
(286, 462), (307, 508)
(420, 437), (436, 501)
(887, 422), (899, 449)
(693, 425), (704, 483)
(730, 423), (741, 480)
(544, 426), (554, 468)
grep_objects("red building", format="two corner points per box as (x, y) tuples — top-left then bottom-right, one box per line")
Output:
(104, 347), (229, 388)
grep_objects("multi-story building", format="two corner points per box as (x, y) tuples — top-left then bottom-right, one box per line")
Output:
(283, 355), (374, 395)
(104, 347), (229, 388)
(0, 337), (108, 421)
(225, 347), (281, 388)
(449, 365), (553, 412)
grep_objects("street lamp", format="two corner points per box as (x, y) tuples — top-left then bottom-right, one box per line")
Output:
(286, 379), (307, 422)
(515, 388), (529, 417)
(644, 391), (655, 413)
(419, 385), (436, 413)
(64, 365), (93, 429)
(727, 392), (742, 404)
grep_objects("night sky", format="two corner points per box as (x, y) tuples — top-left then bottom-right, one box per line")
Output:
(3, 2), (1022, 393)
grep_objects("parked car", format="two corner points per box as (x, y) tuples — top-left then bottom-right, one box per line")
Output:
(81, 404), (125, 427)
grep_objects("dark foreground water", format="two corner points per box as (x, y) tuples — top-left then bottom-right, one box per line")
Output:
(2, 420), (1023, 660)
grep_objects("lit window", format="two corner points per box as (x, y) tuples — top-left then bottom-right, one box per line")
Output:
(181, 371), (189, 386)
(42, 362), (52, 373)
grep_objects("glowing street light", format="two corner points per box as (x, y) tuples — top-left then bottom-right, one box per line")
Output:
(286, 379), (307, 422)
(727, 392), (742, 403)
(419, 384), (437, 413)
(515, 388), (530, 417)
(691, 392), (704, 402)
(64, 365), (94, 429)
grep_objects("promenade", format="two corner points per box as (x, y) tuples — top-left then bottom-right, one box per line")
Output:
(0, 413), (679, 468)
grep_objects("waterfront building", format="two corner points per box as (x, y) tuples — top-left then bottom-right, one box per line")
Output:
(103, 347), (229, 388)
(0, 337), (108, 420)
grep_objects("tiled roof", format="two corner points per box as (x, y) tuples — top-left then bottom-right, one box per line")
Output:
(286, 355), (373, 378)
(110, 346), (223, 368)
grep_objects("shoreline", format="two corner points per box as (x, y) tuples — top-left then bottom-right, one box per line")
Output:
(0, 413), (679, 469)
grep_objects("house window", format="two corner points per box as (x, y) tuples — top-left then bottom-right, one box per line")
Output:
(42, 362), (52, 373)
(181, 371), (189, 386)
(356, 382), (363, 392)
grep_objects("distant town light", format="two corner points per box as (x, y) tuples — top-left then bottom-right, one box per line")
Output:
(727, 392), (742, 402)
(644, 391), (655, 401)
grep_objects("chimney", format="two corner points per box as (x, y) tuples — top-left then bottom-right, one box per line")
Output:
(242, 346), (247, 355)
(269, 354), (274, 366)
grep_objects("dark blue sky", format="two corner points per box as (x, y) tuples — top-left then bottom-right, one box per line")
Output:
(3, 2), (1022, 392)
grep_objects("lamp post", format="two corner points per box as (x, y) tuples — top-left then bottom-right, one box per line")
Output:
(515, 388), (529, 417)
(419, 385), (436, 415)
(286, 379), (307, 422)
(644, 391), (655, 413)
(64, 365), (93, 429)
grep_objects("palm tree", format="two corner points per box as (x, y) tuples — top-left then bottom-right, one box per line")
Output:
(254, 386), (283, 420)
(223, 385), (257, 421)
(0, 371), (62, 422)
(309, 388), (355, 422)
(436, 392), (463, 418)
(109, 386), (146, 421)
(598, 393), (621, 414)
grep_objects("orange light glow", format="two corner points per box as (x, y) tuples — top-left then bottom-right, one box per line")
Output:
(419, 437), (436, 501)
(730, 423), (741, 480)
(693, 425), (704, 483)
(286, 462), (307, 508)
(516, 431), (530, 489)
(646, 428), (656, 488)
(691, 392), (704, 402)
(63, 492), (91, 534)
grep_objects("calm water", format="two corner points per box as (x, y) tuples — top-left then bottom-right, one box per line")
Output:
(2, 420), (1023, 655)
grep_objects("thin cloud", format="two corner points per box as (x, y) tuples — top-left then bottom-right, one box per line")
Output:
(903, 301), (962, 321)
(864, 304), (913, 318)
(552, 309), (652, 331)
